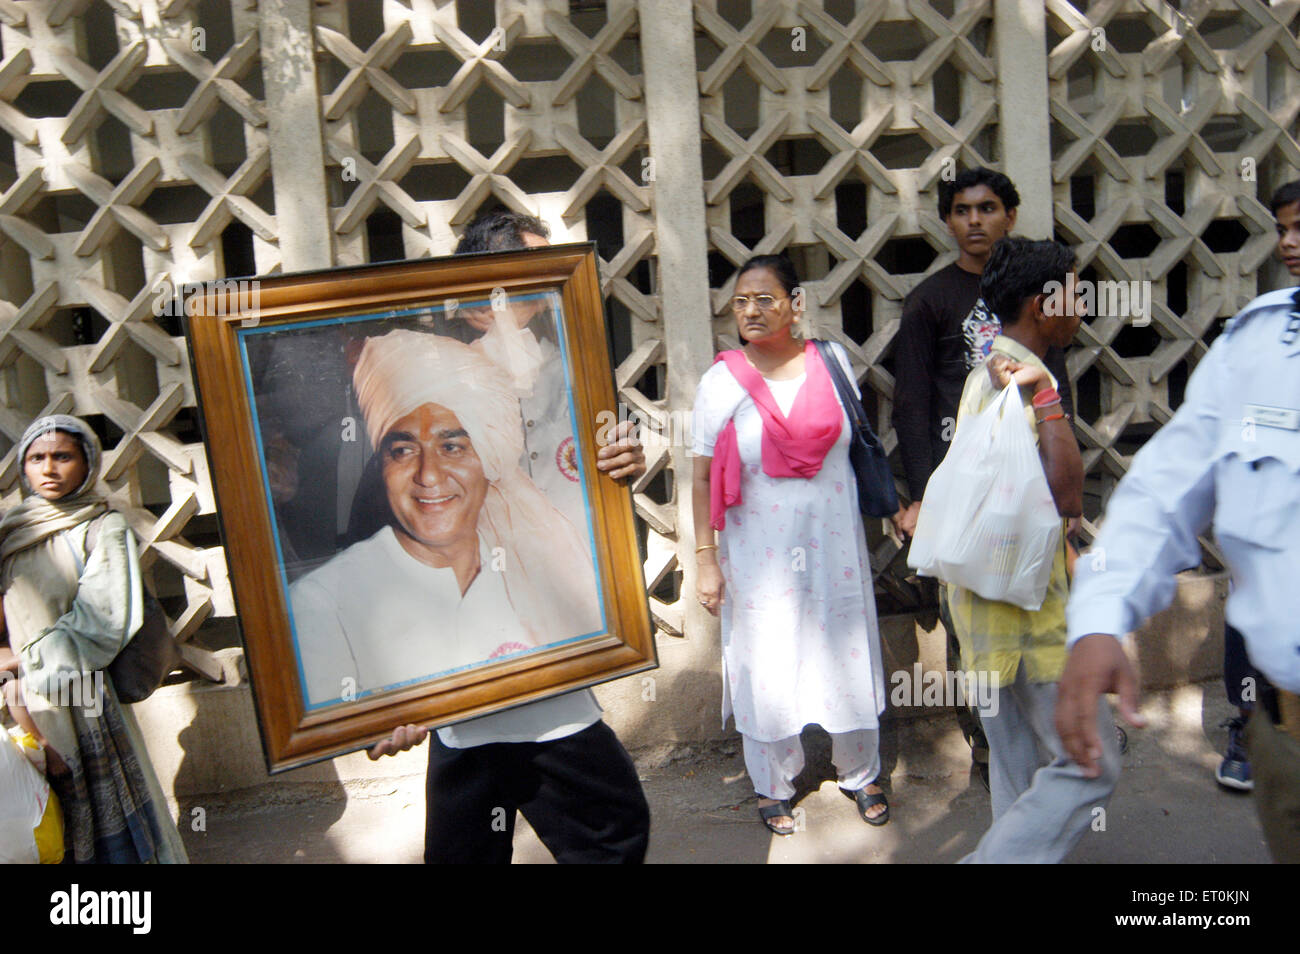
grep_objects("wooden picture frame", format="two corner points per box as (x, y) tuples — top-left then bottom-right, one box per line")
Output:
(186, 244), (656, 772)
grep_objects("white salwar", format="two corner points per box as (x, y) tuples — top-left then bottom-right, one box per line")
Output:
(743, 729), (881, 801)
(692, 343), (887, 759)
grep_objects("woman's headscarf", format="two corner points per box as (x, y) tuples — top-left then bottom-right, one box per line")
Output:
(352, 330), (602, 644)
(0, 415), (108, 562)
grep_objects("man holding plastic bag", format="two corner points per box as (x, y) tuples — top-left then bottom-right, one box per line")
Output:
(910, 237), (1120, 863)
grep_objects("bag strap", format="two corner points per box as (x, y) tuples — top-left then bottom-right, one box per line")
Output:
(813, 339), (882, 445)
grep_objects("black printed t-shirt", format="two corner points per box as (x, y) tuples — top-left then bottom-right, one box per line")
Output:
(892, 262), (1075, 500)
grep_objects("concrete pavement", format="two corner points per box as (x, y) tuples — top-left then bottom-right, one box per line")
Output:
(176, 682), (1270, 864)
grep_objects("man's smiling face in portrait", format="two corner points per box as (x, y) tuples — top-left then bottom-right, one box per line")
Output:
(381, 402), (490, 568)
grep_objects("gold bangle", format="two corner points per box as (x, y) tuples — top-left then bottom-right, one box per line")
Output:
(695, 544), (718, 553)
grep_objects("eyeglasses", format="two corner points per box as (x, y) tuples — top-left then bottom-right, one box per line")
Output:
(730, 295), (788, 314)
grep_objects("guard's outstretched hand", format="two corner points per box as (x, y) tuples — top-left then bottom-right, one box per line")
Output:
(1056, 634), (1145, 776)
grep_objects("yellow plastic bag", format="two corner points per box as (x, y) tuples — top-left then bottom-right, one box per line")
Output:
(2, 728), (64, 864)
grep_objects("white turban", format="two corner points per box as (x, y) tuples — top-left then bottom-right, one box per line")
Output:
(352, 329), (602, 645)
(355, 330), (523, 477)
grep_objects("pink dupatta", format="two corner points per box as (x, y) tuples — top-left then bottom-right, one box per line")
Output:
(709, 340), (843, 529)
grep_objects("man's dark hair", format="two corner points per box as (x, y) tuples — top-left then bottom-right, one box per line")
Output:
(1269, 180), (1300, 217)
(454, 207), (550, 254)
(980, 236), (1077, 326)
(735, 253), (801, 297)
(938, 167), (1021, 220)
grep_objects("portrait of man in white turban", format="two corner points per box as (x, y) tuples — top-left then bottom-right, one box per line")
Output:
(289, 329), (604, 708)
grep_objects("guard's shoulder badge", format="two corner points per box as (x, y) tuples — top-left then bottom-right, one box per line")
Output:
(1224, 287), (1298, 338)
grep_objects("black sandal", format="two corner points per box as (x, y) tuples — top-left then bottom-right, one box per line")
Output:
(757, 798), (796, 836)
(842, 784), (890, 826)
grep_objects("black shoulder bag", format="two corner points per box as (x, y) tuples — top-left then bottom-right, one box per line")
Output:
(812, 339), (900, 518)
(80, 516), (181, 704)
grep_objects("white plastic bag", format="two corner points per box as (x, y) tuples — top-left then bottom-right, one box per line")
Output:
(0, 727), (51, 864)
(908, 382), (1062, 610)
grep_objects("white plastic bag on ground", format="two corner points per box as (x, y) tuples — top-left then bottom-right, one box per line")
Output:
(908, 382), (1062, 611)
(0, 727), (51, 864)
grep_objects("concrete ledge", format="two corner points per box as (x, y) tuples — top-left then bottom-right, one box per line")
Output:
(1125, 571), (1228, 689)
(132, 570), (1229, 805)
(880, 569), (1229, 720)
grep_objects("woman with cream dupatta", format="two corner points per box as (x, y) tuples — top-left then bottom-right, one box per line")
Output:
(0, 415), (185, 863)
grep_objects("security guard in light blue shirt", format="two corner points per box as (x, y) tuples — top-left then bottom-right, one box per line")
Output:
(1057, 285), (1300, 862)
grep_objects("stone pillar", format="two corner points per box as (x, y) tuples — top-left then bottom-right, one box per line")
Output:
(639, 0), (713, 389)
(635, 0), (721, 740)
(260, 0), (334, 271)
(993, 0), (1053, 237)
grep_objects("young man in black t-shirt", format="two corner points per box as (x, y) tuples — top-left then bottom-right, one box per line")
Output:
(893, 169), (1075, 529)
(891, 167), (1075, 776)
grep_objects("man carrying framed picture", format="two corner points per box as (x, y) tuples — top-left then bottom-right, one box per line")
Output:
(369, 208), (652, 865)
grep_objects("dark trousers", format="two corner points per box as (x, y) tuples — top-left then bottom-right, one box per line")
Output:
(424, 720), (650, 864)
(1224, 623), (1268, 711)
(1247, 703), (1300, 862)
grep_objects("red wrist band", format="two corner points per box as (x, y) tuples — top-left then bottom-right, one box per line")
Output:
(1037, 411), (1066, 423)
(1032, 388), (1060, 408)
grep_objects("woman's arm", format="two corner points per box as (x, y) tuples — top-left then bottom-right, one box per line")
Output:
(690, 365), (735, 617)
(18, 512), (144, 694)
(692, 456), (725, 616)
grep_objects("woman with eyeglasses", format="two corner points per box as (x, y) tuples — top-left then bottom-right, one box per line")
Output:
(691, 254), (888, 836)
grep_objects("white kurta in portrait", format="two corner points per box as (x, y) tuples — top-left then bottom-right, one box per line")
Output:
(692, 343), (886, 743)
(290, 526), (534, 707)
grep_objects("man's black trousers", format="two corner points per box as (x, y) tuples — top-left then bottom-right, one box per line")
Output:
(425, 720), (650, 864)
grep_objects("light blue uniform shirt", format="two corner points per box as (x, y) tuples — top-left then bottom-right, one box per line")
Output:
(1067, 287), (1300, 693)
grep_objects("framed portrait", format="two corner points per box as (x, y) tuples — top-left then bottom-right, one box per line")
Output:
(186, 245), (657, 772)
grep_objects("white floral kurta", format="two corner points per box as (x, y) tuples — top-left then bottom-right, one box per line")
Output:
(692, 343), (886, 742)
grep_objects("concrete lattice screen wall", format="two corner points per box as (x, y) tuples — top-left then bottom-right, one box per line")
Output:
(0, 0), (1295, 755)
